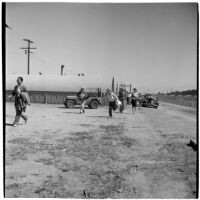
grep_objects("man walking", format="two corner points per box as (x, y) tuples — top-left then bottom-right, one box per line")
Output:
(131, 88), (138, 113)
(106, 88), (118, 117)
(77, 86), (87, 114)
(9, 77), (29, 127)
(118, 88), (126, 113)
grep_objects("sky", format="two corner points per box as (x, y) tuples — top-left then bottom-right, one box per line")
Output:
(6, 3), (197, 93)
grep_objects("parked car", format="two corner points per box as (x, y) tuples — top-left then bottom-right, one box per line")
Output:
(141, 94), (159, 109)
(64, 88), (101, 109)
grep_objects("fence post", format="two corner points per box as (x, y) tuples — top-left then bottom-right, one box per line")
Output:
(45, 93), (47, 104)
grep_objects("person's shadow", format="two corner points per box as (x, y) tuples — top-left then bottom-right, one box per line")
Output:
(63, 112), (80, 114)
(58, 106), (90, 109)
(5, 123), (13, 126)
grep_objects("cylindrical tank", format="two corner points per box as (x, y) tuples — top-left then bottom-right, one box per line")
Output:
(6, 74), (106, 92)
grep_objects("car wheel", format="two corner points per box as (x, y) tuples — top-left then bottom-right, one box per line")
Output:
(66, 100), (75, 108)
(89, 100), (99, 109)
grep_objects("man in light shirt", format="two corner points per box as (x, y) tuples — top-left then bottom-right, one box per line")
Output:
(118, 88), (126, 113)
(77, 86), (87, 114)
(106, 88), (118, 117)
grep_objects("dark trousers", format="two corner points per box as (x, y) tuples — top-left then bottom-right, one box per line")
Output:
(13, 105), (27, 125)
(109, 101), (116, 117)
(131, 99), (137, 108)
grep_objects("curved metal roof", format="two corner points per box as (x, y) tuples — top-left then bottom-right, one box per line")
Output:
(6, 74), (106, 92)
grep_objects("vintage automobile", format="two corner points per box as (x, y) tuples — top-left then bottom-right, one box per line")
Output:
(64, 88), (102, 109)
(141, 94), (159, 109)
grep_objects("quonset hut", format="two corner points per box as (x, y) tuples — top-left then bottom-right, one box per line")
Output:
(6, 74), (105, 104)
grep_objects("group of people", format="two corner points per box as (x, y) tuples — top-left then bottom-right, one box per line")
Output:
(76, 86), (139, 117)
(9, 77), (139, 127)
(106, 88), (138, 117)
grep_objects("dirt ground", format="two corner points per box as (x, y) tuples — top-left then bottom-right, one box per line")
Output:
(5, 102), (197, 198)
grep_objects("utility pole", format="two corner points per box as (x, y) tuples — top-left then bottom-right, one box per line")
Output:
(20, 39), (37, 75)
(61, 65), (64, 76)
(112, 77), (115, 92)
(116, 82), (119, 94)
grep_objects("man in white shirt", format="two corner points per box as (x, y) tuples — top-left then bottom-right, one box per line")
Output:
(127, 93), (132, 104)
(106, 88), (118, 117)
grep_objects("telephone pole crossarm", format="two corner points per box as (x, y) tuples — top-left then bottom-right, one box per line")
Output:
(20, 47), (37, 49)
(20, 39), (37, 74)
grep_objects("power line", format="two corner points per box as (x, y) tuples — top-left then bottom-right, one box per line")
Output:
(20, 39), (37, 74)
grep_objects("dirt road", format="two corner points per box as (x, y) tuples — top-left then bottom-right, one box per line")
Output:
(5, 102), (197, 198)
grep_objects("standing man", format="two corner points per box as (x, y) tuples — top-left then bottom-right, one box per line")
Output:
(127, 93), (132, 105)
(9, 77), (28, 127)
(131, 88), (138, 113)
(77, 86), (87, 114)
(118, 88), (126, 113)
(106, 88), (118, 117)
